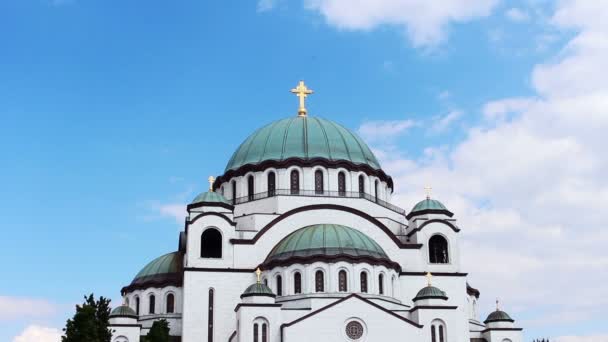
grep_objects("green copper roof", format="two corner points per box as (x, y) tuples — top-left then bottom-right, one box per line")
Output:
(131, 252), (182, 284)
(265, 224), (389, 263)
(484, 310), (514, 323)
(191, 191), (230, 205)
(413, 285), (448, 301)
(411, 198), (448, 212)
(241, 282), (275, 298)
(225, 116), (381, 172)
(110, 305), (137, 318)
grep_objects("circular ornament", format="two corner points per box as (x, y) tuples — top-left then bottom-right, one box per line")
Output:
(345, 321), (364, 340)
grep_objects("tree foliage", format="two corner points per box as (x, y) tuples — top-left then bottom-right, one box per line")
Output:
(145, 319), (170, 342)
(62, 294), (112, 342)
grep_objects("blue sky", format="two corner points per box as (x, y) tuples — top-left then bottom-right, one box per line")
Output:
(2, 1), (607, 341)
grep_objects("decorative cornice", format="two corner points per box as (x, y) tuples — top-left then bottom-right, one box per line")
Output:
(261, 254), (401, 272)
(109, 323), (143, 328)
(399, 272), (468, 277)
(215, 157), (394, 191)
(481, 327), (523, 333)
(234, 303), (282, 312)
(187, 201), (234, 211)
(240, 293), (277, 299)
(406, 219), (460, 237)
(413, 295), (449, 302)
(188, 212), (236, 226)
(406, 209), (454, 220)
(409, 305), (458, 312)
(121, 274), (183, 294)
(467, 283), (481, 299)
(184, 267), (255, 273)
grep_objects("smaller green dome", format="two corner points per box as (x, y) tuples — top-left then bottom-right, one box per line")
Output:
(406, 198), (453, 219)
(241, 282), (275, 299)
(122, 251), (183, 293)
(110, 305), (137, 318)
(190, 191), (230, 205)
(484, 310), (514, 324)
(413, 285), (448, 301)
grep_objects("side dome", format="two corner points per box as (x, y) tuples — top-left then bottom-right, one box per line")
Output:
(406, 197), (454, 220)
(262, 224), (400, 271)
(121, 251), (183, 293)
(110, 305), (137, 318)
(224, 116), (381, 172)
(413, 285), (448, 301)
(241, 283), (276, 299)
(189, 191), (230, 205)
(484, 310), (514, 324)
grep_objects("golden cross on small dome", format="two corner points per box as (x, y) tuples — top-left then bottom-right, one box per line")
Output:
(425, 272), (433, 286)
(424, 185), (433, 199)
(496, 298), (500, 311)
(208, 176), (215, 191)
(290, 80), (314, 116)
(255, 268), (262, 283)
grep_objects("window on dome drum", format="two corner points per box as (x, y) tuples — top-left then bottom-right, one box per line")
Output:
(315, 270), (324, 292)
(315, 170), (324, 194)
(429, 235), (449, 264)
(262, 323), (268, 342)
(290, 170), (300, 195)
(378, 274), (384, 295)
(358, 174), (365, 198)
(231, 181), (236, 204)
(431, 320), (446, 342)
(253, 323), (258, 342)
(339, 270), (348, 292)
(276, 275), (282, 296)
(208, 289), (214, 342)
(149, 294), (155, 314)
(135, 297), (140, 315)
(201, 228), (222, 258)
(166, 293), (175, 313)
(374, 180), (379, 202)
(431, 325), (436, 342)
(294, 272), (302, 294)
(247, 175), (254, 201)
(267, 172), (276, 196)
(338, 172), (346, 196)
(263, 278), (268, 286)
(360, 272), (368, 293)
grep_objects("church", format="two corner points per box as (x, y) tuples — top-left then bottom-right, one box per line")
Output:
(108, 81), (523, 342)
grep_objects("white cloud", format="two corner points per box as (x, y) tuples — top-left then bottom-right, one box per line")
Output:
(158, 203), (186, 224)
(0, 297), (57, 320)
(369, 0), (608, 329)
(553, 336), (608, 342)
(13, 325), (61, 342)
(257, 0), (278, 12)
(302, 0), (499, 47)
(430, 110), (462, 133)
(358, 119), (416, 143)
(505, 7), (530, 22)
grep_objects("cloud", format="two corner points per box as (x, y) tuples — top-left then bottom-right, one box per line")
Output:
(430, 110), (462, 133)
(12, 325), (61, 342)
(257, 0), (279, 12)
(158, 203), (186, 224)
(553, 336), (608, 342)
(302, 0), (499, 47)
(505, 8), (530, 22)
(357, 119), (416, 143)
(0, 297), (57, 321)
(369, 0), (608, 329)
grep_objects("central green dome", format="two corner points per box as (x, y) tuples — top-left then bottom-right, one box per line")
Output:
(263, 224), (399, 270)
(225, 116), (381, 172)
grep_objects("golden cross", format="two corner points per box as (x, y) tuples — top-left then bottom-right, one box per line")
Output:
(208, 176), (215, 191)
(424, 186), (432, 199)
(290, 80), (314, 116)
(255, 268), (262, 283)
(496, 298), (500, 311)
(425, 272), (433, 286)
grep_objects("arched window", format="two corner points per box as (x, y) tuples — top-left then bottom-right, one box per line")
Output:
(253, 323), (258, 342)
(290, 170), (299, 195)
(429, 235), (449, 264)
(360, 272), (368, 293)
(276, 275), (282, 296)
(201, 228), (222, 258)
(431, 325), (436, 342)
(315, 270), (324, 292)
(391, 276), (396, 296)
(208, 289), (214, 342)
(315, 170), (324, 194)
(247, 175), (254, 201)
(374, 180), (379, 202)
(135, 296), (140, 315)
(358, 174), (365, 198)
(231, 181), (236, 204)
(439, 326), (445, 342)
(267, 172), (276, 197)
(263, 278), (268, 286)
(148, 294), (155, 314)
(166, 293), (175, 313)
(339, 270), (348, 292)
(338, 172), (346, 196)
(253, 319), (269, 342)
(262, 323), (268, 342)
(294, 272), (302, 294)
(378, 274), (384, 295)
(431, 320), (446, 342)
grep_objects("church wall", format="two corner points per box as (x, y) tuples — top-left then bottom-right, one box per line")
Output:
(185, 215), (235, 269)
(235, 304), (281, 342)
(483, 329), (523, 342)
(413, 308), (470, 342)
(109, 325), (140, 342)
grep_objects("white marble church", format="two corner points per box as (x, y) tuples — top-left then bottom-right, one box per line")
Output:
(108, 81), (523, 342)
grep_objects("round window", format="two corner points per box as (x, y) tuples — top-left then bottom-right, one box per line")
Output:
(345, 321), (364, 340)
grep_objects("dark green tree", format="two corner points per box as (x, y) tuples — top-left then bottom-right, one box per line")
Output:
(62, 293), (112, 342)
(145, 319), (170, 342)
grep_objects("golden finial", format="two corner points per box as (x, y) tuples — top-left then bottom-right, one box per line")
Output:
(424, 186), (432, 199)
(208, 176), (215, 192)
(255, 268), (262, 283)
(496, 298), (500, 311)
(290, 80), (314, 116)
(425, 272), (433, 286)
